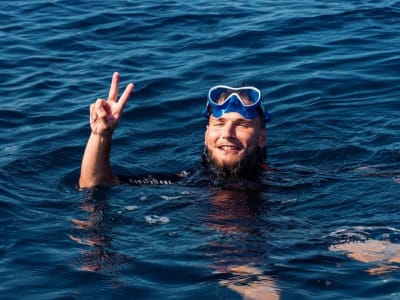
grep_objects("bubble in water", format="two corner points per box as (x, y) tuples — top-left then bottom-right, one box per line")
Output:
(160, 195), (181, 200)
(125, 205), (138, 211)
(145, 215), (170, 225)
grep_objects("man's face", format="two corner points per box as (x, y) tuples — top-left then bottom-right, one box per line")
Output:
(204, 112), (266, 174)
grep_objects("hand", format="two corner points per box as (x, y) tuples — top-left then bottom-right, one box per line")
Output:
(89, 72), (134, 136)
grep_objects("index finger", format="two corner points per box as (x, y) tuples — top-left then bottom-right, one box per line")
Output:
(108, 72), (120, 101)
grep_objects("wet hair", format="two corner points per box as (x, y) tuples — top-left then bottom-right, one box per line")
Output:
(257, 107), (267, 128)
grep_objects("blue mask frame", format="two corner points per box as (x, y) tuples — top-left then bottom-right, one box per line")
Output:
(202, 85), (271, 123)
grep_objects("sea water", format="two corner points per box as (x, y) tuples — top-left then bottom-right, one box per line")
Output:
(1, 1), (400, 299)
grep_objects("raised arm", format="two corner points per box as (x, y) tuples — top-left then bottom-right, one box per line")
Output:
(79, 72), (134, 188)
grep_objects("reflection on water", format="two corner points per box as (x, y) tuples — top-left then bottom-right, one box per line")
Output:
(71, 183), (280, 299)
(329, 226), (400, 276)
(206, 187), (280, 300)
(69, 188), (128, 274)
(69, 175), (400, 298)
(330, 240), (400, 276)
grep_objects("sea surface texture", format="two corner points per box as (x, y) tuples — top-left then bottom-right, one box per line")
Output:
(1, 0), (400, 299)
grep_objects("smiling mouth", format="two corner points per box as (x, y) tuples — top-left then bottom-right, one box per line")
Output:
(218, 145), (241, 151)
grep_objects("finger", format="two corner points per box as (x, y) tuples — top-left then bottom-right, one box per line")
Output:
(90, 103), (97, 122)
(94, 99), (107, 121)
(118, 83), (134, 111)
(90, 101), (102, 122)
(108, 72), (120, 102)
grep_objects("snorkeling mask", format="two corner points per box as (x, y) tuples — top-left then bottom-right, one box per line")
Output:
(202, 85), (271, 123)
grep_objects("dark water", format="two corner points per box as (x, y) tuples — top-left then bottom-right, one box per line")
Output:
(1, 0), (400, 299)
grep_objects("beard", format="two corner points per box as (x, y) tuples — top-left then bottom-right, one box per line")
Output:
(202, 146), (265, 178)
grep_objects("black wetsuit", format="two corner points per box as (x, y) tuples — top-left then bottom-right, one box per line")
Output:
(116, 149), (270, 187)
(117, 171), (190, 186)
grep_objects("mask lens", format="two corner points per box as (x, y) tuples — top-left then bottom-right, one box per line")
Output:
(209, 86), (261, 106)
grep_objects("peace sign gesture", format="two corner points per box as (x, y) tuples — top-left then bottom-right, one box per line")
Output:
(89, 72), (134, 136)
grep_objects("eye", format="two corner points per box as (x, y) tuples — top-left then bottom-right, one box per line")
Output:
(237, 121), (251, 128)
(211, 120), (224, 127)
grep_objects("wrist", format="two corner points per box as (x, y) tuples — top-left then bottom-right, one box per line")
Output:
(91, 130), (114, 139)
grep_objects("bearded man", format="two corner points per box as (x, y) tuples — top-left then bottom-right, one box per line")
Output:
(78, 73), (271, 188)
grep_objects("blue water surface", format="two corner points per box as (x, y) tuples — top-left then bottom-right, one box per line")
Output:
(1, 0), (400, 299)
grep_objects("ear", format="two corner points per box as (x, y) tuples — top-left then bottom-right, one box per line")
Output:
(258, 128), (267, 148)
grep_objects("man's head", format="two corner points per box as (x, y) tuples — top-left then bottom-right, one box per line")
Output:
(202, 85), (270, 176)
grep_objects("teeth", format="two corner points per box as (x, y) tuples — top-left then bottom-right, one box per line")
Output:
(221, 146), (238, 150)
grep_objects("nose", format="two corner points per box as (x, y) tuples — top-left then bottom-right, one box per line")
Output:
(221, 122), (236, 139)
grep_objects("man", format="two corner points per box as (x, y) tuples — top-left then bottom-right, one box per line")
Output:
(78, 72), (271, 188)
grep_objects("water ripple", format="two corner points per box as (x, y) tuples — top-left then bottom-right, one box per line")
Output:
(1, 1), (400, 299)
